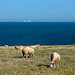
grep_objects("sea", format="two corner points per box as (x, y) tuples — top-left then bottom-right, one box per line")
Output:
(0, 22), (75, 46)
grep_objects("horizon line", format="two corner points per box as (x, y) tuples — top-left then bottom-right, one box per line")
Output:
(0, 21), (75, 22)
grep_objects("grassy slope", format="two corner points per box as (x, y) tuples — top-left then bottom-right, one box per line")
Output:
(0, 45), (75, 75)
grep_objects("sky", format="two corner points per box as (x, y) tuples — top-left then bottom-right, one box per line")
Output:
(0, 0), (75, 22)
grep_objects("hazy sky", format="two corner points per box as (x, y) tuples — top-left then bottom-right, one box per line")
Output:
(0, 0), (75, 22)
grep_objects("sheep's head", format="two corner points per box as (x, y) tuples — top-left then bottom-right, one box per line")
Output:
(35, 44), (40, 49)
(50, 61), (54, 67)
(37, 44), (40, 48)
(15, 46), (19, 50)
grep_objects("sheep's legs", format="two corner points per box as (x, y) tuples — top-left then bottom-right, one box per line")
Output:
(57, 63), (59, 67)
(32, 54), (33, 57)
(28, 54), (33, 58)
(22, 51), (25, 58)
(54, 64), (56, 67)
(52, 63), (56, 67)
(28, 54), (31, 58)
(31, 54), (34, 57)
(23, 53), (25, 58)
(25, 55), (26, 58)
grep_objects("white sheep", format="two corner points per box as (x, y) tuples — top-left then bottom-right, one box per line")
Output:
(15, 46), (24, 50)
(30, 44), (40, 49)
(50, 52), (60, 67)
(22, 47), (34, 58)
(4, 45), (8, 47)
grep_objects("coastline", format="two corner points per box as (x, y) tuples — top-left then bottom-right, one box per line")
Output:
(0, 44), (75, 48)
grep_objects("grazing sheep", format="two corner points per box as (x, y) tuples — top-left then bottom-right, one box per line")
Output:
(4, 45), (8, 47)
(15, 46), (24, 50)
(22, 47), (34, 58)
(30, 44), (40, 49)
(50, 52), (60, 67)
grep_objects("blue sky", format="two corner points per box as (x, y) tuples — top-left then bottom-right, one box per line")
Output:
(0, 0), (75, 22)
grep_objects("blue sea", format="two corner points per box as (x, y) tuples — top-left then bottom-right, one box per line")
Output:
(0, 22), (75, 46)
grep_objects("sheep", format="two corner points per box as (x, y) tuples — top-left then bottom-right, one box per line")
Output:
(50, 52), (60, 67)
(4, 45), (8, 47)
(30, 44), (40, 49)
(15, 46), (24, 50)
(22, 47), (34, 58)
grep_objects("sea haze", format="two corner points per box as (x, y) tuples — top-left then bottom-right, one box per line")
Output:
(0, 22), (75, 46)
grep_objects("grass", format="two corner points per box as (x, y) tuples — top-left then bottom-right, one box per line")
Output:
(0, 45), (75, 75)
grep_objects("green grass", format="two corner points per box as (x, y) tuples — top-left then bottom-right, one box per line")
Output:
(0, 45), (75, 75)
